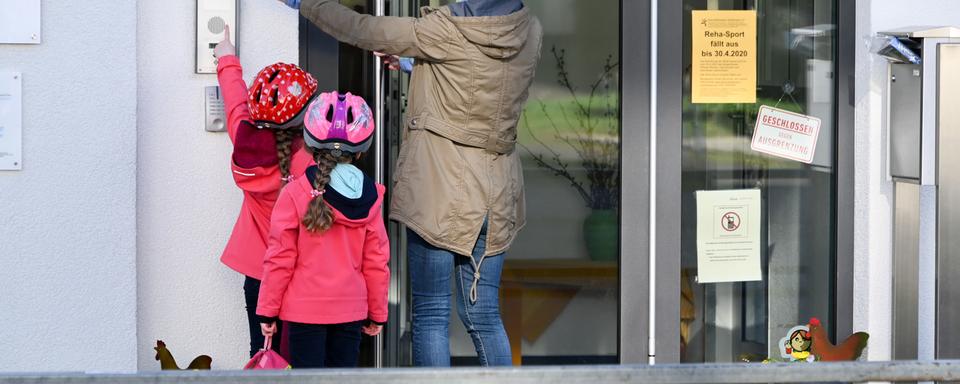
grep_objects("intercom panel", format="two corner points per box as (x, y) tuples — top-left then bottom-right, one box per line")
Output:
(204, 86), (226, 132)
(196, 0), (238, 74)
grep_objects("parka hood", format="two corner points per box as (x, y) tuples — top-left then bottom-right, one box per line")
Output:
(433, 6), (532, 59)
(448, 0), (523, 18)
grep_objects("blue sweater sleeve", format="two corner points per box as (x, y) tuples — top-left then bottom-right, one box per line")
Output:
(283, 0), (301, 9)
(399, 57), (414, 74)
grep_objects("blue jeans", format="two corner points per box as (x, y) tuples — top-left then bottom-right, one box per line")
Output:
(408, 224), (512, 367)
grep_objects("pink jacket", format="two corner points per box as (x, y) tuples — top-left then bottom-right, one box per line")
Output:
(256, 174), (391, 325)
(217, 55), (314, 279)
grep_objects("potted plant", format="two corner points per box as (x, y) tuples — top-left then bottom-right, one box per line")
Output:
(522, 46), (620, 262)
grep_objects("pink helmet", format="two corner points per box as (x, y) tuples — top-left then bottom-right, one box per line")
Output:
(303, 91), (375, 155)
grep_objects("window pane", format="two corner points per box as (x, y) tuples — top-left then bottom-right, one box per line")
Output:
(447, 0), (621, 365)
(679, 0), (837, 363)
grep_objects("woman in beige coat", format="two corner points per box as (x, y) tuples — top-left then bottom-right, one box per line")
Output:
(276, 0), (542, 366)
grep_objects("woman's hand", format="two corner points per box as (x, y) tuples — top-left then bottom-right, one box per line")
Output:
(375, 52), (414, 73)
(374, 52), (402, 71)
(260, 321), (277, 338)
(214, 25), (236, 59)
(362, 322), (383, 336)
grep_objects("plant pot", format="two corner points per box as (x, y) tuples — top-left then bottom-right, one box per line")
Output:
(583, 208), (618, 262)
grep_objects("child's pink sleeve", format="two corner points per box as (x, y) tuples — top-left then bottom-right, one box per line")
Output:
(257, 190), (301, 319)
(362, 185), (391, 324)
(216, 55), (252, 143)
(218, 55), (282, 184)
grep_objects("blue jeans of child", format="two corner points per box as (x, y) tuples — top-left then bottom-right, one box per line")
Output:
(407, 223), (512, 367)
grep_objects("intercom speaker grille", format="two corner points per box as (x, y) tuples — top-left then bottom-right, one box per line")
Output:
(208, 16), (227, 34)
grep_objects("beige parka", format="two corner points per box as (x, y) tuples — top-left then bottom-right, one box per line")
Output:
(300, 0), (542, 263)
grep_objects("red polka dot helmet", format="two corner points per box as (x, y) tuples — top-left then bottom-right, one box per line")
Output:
(303, 91), (375, 155)
(247, 62), (319, 129)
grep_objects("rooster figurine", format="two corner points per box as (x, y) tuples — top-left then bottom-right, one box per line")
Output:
(154, 340), (212, 370)
(808, 317), (869, 361)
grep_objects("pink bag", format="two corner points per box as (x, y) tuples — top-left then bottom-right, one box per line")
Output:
(243, 337), (291, 370)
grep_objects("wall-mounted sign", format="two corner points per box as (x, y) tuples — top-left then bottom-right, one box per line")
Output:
(0, 0), (41, 44)
(0, 72), (23, 170)
(696, 189), (762, 283)
(691, 10), (757, 104)
(750, 105), (822, 164)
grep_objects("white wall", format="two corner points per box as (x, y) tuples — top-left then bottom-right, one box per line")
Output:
(136, 0), (298, 370)
(853, 0), (893, 363)
(0, 2), (139, 372)
(854, 0), (960, 362)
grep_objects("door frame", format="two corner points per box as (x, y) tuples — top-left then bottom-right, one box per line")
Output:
(619, 0), (653, 364)
(619, 0), (856, 364)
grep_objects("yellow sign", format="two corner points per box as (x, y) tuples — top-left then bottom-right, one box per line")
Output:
(691, 10), (757, 104)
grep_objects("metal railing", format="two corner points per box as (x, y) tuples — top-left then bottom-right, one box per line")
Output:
(2, 361), (960, 384)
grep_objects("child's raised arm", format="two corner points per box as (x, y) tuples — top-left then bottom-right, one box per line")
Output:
(214, 26), (252, 143)
(215, 26), (282, 190)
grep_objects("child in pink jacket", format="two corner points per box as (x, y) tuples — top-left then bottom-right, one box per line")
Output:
(213, 27), (318, 357)
(257, 91), (390, 368)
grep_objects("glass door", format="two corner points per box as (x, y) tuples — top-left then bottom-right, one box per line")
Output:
(380, 0), (623, 366)
(675, 0), (839, 363)
(487, 0), (621, 365)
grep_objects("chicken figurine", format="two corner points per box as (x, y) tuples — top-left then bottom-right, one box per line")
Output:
(808, 317), (869, 362)
(154, 340), (212, 370)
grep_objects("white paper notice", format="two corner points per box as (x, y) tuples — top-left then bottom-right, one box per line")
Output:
(750, 105), (821, 164)
(696, 189), (762, 283)
(0, 72), (23, 170)
(0, 0), (42, 44)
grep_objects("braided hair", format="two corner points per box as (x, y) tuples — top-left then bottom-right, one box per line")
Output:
(273, 129), (298, 183)
(303, 149), (355, 233)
